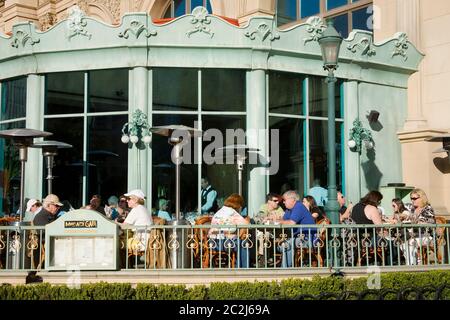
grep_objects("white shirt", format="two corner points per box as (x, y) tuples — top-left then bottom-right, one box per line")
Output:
(124, 205), (153, 226)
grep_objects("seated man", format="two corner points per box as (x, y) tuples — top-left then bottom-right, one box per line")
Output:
(278, 190), (315, 268)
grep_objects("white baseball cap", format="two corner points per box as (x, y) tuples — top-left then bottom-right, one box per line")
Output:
(124, 189), (145, 200)
(26, 199), (38, 212)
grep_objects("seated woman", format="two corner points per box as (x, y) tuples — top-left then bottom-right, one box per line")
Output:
(302, 195), (326, 222)
(208, 193), (250, 268)
(401, 188), (436, 265)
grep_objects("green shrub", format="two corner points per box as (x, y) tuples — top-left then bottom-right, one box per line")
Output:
(1, 270), (449, 300)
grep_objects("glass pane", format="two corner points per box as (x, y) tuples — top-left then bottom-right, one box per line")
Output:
(332, 13), (349, 38)
(1, 78), (26, 121)
(352, 5), (373, 32)
(202, 69), (246, 112)
(327, 0), (348, 11)
(89, 69), (128, 113)
(269, 71), (304, 115)
(174, 0), (186, 17)
(191, 0), (203, 11)
(153, 68), (198, 111)
(300, 0), (320, 18)
(46, 72), (84, 115)
(163, 2), (173, 18)
(44, 117), (83, 208)
(309, 77), (342, 118)
(206, 0), (212, 13)
(202, 115), (247, 209)
(269, 117), (305, 197)
(309, 120), (342, 193)
(0, 121), (26, 217)
(87, 115), (128, 206)
(152, 114), (198, 217)
(277, 0), (297, 26)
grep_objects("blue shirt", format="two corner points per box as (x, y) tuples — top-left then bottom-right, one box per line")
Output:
(283, 201), (316, 236)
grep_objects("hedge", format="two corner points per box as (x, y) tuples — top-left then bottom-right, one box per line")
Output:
(1, 270), (449, 300)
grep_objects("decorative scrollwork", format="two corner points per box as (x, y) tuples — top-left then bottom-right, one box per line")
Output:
(244, 23), (280, 42)
(263, 232), (272, 249)
(207, 237), (217, 249)
(240, 233), (253, 249)
(361, 232), (372, 247)
(149, 233), (162, 250)
(330, 233), (341, 248)
(303, 16), (326, 45)
(392, 32), (409, 61)
(347, 36), (376, 56)
(186, 6), (214, 38)
(224, 237), (235, 250)
(9, 234), (21, 253)
(167, 232), (180, 250)
(346, 232), (358, 248)
(186, 233), (198, 250)
(67, 5), (92, 40)
(10, 29), (40, 48)
(26, 233), (39, 251)
(0, 234), (5, 250)
(118, 20), (157, 39)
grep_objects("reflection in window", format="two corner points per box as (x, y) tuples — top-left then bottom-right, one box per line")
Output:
(46, 72), (84, 115)
(309, 120), (343, 191)
(202, 69), (246, 112)
(87, 115), (128, 203)
(327, 0), (348, 10)
(309, 77), (343, 118)
(89, 69), (128, 113)
(153, 68), (198, 111)
(152, 114), (198, 216)
(1, 78), (26, 121)
(269, 71), (305, 115)
(0, 121), (26, 216)
(352, 5), (373, 31)
(332, 13), (349, 38)
(269, 117), (305, 196)
(164, 0), (212, 18)
(277, 0), (297, 26)
(300, 0), (320, 18)
(202, 115), (247, 206)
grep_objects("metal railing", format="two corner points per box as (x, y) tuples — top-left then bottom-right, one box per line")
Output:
(1, 223), (449, 271)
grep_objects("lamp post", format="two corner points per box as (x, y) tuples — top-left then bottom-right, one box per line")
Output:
(30, 140), (73, 194)
(318, 20), (343, 226)
(215, 144), (260, 196)
(0, 128), (53, 221)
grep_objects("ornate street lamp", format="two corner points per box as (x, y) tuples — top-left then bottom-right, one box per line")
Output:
(30, 140), (73, 194)
(318, 19), (343, 226)
(121, 109), (152, 146)
(150, 125), (202, 221)
(215, 144), (260, 196)
(0, 128), (52, 221)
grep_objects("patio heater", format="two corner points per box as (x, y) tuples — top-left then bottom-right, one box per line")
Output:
(30, 140), (73, 194)
(216, 144), (260, 196)
(151, 125), (202, 269)
(0, 128), (52, 222)
(150, 125), (202, 221)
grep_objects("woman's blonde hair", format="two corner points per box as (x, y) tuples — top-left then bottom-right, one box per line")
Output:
(410, 188), (429, 207)
(223, 193), (245, 211)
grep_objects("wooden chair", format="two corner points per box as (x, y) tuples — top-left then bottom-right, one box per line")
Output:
(421, 216), (447, 264)
(295, 217), (330, 267)
(194, 215), (236, 268)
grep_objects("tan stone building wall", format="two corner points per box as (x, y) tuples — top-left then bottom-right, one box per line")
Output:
(374, 0), (450, 216)
(0, 0), (448, 214)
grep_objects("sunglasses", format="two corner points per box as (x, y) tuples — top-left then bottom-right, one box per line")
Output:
(410, 197), (420, 201)
(270, 199), (279, 202)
